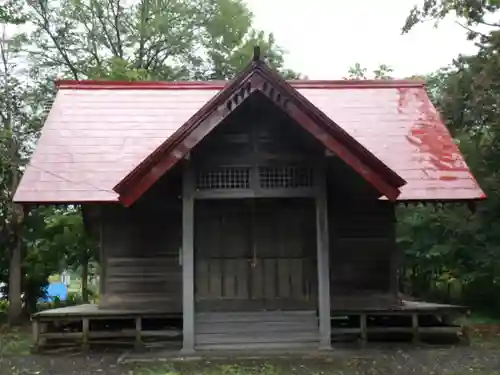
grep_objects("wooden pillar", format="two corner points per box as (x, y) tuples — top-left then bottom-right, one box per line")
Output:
(315, 166), (331, 350)
(182, 161), (195, 353)
(390, 207), (400, 300)
(98, 209), (106, 298)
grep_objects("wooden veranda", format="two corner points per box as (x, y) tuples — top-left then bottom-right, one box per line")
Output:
(31, 301), (468, 352)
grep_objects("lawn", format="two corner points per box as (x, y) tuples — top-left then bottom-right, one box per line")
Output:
(3, 348), (500, 375)
(1, 323), (500, 375)
(0, 325), (32, 357)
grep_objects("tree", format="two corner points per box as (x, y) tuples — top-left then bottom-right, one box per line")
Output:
(0, 25), (26, 323)
(403, 0), (500, 40)
(346, 63), (394, 79)
(0, 1), (25, 24)
(0, 19), (52, 322)
(400, 2), (500, 311)
(39, 207), (98, 303)
(20, 0), (297, 81)
(0, 28), (29, 323)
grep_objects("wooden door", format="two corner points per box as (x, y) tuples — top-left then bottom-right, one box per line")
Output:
(194, 198), (317, 312)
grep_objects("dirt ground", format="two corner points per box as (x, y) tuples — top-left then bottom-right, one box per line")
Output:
(1, 328), (500, 375)
(1, 346), (500, 375)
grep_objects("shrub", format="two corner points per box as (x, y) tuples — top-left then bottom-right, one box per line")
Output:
(0, 299), (8, 313)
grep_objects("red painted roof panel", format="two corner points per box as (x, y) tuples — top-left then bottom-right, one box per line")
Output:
(13, 80), (484, 203)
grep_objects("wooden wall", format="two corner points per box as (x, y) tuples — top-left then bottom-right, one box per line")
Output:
(93, 92), (400, 313)
(326, 158), (399, 310)
(98, 168), (183, 312)
(194, 198), (317, 312)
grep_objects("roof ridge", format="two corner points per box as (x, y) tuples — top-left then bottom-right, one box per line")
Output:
(55, 79), (425, 91)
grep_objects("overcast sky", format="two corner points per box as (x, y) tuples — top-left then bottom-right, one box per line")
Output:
(247, 0), (479, 79)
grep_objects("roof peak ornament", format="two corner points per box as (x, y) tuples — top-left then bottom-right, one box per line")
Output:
(252, 46), (261, 62)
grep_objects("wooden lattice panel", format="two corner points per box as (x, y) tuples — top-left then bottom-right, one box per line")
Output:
(258, 165), (314, 189)
(196, 167), (251, 190)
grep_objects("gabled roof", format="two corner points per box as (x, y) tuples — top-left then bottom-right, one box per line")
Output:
(114, 60), (406, 206)
(13, 71), (485, 204)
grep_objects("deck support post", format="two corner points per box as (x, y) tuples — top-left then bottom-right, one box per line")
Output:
(315, 165), (331, 350)
(31, 320), (40, 353)
(360, 314), (368, 346)
(135, 317), (143, 350)
(412, 313), (419, 344)
(182, 160), (195, 354)
(82, 318), (90, 351)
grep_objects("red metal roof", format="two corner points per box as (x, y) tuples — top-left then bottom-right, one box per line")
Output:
(115, 61), (406, 206)
(14, 76), (485, 203)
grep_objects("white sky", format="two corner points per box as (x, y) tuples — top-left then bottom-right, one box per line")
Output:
(247, 0), (479, 79)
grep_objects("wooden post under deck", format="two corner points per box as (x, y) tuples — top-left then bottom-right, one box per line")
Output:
(182, 161), (195, 353)
(316, 166), (331, 349)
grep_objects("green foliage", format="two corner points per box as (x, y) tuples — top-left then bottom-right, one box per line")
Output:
(20, 0), (297, 81)
(0, 21), (48, 323)
(469, 312), (500, 324)
(0, 206), (96, 314)
(0, 299), (8, 313)
(37, 291), (90, 312)
(87, 57), (152, 81)
(0, 1), (26, 24)
(347, 63), (394, 79)
(396, 16), (500, 314)
(41, 207), (97, 270)
(403, 0), (500, 36)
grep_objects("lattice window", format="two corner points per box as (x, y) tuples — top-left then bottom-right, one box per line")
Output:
(259, 165), (314, 189)
(197, 167), (251, 190)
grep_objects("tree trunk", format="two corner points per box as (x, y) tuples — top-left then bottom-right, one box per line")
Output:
(81, 257), (89, 303)
(8, 235), (23, 325)
(2, 26), (24, 325)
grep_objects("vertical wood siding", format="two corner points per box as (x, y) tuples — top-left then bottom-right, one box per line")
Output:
(194, 198), (317, 312)
(99, 169), (183, 312)
(327, 157), (399, 310)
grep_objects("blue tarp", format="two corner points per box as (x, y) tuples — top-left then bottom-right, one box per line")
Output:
(40, 282), (68, 302)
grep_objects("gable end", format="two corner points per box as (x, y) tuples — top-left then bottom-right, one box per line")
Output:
(114, 61), (406, 207)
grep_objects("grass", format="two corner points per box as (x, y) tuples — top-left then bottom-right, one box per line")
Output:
(465, 312), (500, 349)
(469, 312), (500, 325)
(129, 360), (500, 375)
(3, 334), (500, 374)
(0, 324), (32, 356)
(131, 362), (331, 375)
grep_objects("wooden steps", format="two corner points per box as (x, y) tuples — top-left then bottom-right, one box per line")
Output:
(195, 311), (319, 350)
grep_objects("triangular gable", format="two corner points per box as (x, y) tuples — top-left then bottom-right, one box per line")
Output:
(114, 57), (406, 207)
